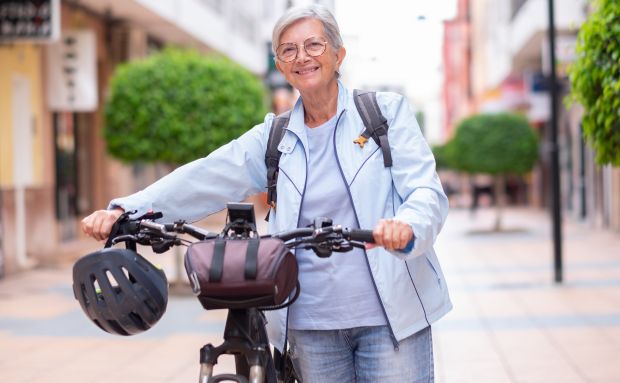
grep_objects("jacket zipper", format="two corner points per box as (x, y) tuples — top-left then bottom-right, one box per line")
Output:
(331, 110), (400, 350)
(279, 127), (309, 352)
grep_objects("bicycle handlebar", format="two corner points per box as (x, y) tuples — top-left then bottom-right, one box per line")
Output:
(270, 225), (374, 243)
(107, 211), (374, 255)
(343, 228), (376, 243)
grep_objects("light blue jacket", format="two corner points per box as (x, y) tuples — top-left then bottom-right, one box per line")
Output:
(110, 81), (452, 351)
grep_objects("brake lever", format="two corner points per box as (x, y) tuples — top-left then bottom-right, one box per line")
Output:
(110, 234), (138, 246)
(151, 238), (176, 254)
(311, 244), (332, 258)
(105, 210), (136, 248)
(295, 241), (332, 258)
(331, 240), (353, 253)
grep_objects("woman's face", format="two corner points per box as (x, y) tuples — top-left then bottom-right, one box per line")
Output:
(275, 18), (345, 94)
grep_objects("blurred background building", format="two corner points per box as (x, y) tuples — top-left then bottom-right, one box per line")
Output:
(442, 0), (620, 230)
(1, 0), (618, 279)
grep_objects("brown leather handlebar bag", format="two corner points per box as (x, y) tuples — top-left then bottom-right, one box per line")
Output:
(184, 237), (298, 310)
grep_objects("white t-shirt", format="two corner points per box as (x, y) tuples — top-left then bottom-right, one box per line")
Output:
(288, 114), (386, 330)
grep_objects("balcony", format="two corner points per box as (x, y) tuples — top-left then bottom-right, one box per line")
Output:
(76, 0), (266, 74)
(509, 0), (586, 72)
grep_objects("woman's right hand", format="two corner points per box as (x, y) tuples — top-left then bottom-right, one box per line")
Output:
(81, 208), (125, 241)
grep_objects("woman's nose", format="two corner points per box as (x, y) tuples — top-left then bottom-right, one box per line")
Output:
(295, 46), (311, 62)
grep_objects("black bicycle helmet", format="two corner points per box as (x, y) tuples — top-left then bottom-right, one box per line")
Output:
(72, 248), (168, 336)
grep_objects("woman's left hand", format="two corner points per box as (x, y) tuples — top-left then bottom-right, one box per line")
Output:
(367, 219), (414, 252)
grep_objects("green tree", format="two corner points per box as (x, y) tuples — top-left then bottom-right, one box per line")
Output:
(431, 142), (455, 170)
(568, 0), (620, 166)
(104, 48), (268, 165)
(452, 113), (538, 230)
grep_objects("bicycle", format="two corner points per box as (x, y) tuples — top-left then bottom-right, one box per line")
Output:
(73, 203), (375, 383)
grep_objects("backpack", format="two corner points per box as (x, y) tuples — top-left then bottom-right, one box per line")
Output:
(265, 90), (392, 210)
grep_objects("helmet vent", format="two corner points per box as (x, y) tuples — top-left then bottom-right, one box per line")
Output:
(105, 270), (119, 288)
(121, 266), (137, 284)
(91, 276), (104, 302)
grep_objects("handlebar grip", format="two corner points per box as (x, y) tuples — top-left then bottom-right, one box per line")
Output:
(346, 229), (375, 243)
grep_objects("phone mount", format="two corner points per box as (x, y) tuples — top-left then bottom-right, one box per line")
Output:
(222, 203), (257, 238)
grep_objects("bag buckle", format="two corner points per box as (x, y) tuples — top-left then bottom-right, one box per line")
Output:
(189, 272), (201, 295)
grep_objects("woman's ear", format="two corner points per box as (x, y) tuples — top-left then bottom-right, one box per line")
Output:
(336, 46), (347, 67)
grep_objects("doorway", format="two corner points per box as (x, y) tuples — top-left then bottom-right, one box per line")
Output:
(53, 112), (79, 240)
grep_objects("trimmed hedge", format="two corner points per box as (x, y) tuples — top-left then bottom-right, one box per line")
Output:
(451, 113), (538, 175)
(104, 48), (268, 164)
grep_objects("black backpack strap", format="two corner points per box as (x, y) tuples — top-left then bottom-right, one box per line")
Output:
(265, 110), (291, 211)
(353, 89), (393, 167)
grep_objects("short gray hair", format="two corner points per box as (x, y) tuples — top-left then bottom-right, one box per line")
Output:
(272, 4), (343, 56)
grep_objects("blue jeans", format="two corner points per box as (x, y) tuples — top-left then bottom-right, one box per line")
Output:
(287, 325), (434, 383)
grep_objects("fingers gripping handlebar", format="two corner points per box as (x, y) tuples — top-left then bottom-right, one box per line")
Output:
(103, 210), (155, 250)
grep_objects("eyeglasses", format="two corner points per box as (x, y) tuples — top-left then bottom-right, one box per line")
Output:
(276, 37), (328, 63)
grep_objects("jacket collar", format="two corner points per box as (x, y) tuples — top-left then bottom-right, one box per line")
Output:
(286, 80), (349, 139)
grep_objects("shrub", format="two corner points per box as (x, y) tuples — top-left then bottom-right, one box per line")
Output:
(451, 113), (539, 231)
(104, 48), (268, 165)
(432, 143), (454, 170)
(451, 113), (538, 175)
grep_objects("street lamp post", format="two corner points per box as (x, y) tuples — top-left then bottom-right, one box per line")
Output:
(547, 0), (563, 283)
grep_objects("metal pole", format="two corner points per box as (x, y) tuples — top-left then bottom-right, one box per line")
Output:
(547, 0), (563, 283)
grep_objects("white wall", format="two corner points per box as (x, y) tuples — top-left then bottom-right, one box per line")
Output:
(510, 0), (586, 59)
(482, 0), (513, 89)
(135, 0), (268, 73)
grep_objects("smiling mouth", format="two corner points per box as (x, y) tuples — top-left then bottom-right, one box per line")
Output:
(295, 67), (319, 75)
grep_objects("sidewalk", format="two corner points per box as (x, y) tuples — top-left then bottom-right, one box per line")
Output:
(0, 207), (619, 382)
(433, 208), (620, 382)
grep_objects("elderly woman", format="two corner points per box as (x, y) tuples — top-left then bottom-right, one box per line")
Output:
(82, 4), (451, 382)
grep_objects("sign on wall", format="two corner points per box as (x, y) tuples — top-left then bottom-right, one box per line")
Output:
(0, 0), (60, 42)
(46, 30), (98, 112)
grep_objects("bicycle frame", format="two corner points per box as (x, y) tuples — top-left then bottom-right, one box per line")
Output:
(199, 308), (275, 383)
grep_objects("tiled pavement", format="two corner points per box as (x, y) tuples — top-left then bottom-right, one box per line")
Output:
(1, 207), (619, 382)
(433, 208), (620, 382)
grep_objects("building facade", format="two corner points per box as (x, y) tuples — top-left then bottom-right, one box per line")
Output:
(442, 0), (472, 140)
(0, 0), (290, 277)
(444, 0), (620, 230)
